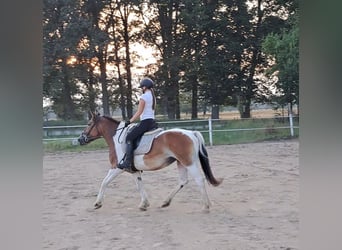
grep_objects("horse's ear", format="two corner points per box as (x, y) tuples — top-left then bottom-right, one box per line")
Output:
(88, 111), (94, 120)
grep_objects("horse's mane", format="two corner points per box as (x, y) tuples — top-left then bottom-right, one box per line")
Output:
(102, 115), (120, 125)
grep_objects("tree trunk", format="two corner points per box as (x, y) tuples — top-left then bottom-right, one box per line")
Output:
(161, 95), (168, 118)
(211, 105), (220, 119)
(157, 3), (181, 120)
(61, 62), (76, 120)
(165, 75), (178, 120)
(123, 19), (133, 118)
(238, 95), (251, 119)
(175, 79), (180, 119)
(239, 100), (251, 118)
(111, 9), (126, 120)
(62, 81), (76, 120)
(175, 97), (180, 119)
(114, 48), (126, 119)
(118, 76), (126, 120)
(99, 59), (110, 116)
(87, 67), (97, 113)
(191, 75), (198, 119)
(238, 0), (263, 119)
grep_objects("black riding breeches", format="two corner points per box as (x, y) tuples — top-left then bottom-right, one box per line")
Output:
(126, 119), (158, 143)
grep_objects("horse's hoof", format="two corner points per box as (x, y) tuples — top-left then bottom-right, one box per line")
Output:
(201, 206), (210, 213)
(160, 201), (171, 208)
(139, 206), (148, 211)
(138, 201), (150, 211)
(94, 202), (102, 209)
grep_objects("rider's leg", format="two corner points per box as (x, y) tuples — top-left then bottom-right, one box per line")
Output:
(117, 140), (134, 170)
(117, 119), (156, 172)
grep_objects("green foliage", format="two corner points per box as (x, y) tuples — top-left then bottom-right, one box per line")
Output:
(262, 13), (299, 106)
(43, 0), (299, 121)
(43, 0), (143, 120)
(43, 138), (107, 153)
(43, 0), (86, 120)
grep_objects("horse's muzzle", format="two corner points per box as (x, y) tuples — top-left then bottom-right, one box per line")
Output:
(78, 133), (89, 145)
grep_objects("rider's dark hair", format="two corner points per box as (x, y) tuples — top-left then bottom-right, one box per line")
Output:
(151, 88), (156, 110)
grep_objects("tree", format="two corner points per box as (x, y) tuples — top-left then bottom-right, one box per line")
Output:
(43, 0), (84, 120)
(139, 0), (184, 120)
(262, 12), (299, 111)
(177, 0), (204, 119)
(107, 3), (127, 118)
(81, 0), (113, 116)
(43, 0), (299, 122)
(44, 0), (147, 120)
(234, 0), (292, 118)
(113, 0), (143, 118)
(198, 0), (247, 119)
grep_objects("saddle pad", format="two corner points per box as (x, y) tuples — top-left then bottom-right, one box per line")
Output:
(134, 128), (164, 155)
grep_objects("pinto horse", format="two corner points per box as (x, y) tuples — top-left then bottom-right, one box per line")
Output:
(78, 112), (223, 212)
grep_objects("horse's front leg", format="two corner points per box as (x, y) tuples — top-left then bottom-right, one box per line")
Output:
(94, 168), (124, 209)
(132, 171), (150, 211)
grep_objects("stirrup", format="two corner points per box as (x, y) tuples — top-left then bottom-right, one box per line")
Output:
(119, 166), (138, 173)
(117, 161), (138, 173)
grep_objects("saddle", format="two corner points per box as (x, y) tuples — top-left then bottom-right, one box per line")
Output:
(121, 124), (164, 155)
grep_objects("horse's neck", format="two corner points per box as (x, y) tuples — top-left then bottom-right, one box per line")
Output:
(102, 128), (116, 149)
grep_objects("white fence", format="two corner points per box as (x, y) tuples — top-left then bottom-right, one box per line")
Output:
(43, 116), (299, 146)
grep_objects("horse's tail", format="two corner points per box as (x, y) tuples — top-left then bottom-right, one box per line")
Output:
(193, 131), (223, 187)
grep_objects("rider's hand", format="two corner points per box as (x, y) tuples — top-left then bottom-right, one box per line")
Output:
(125, 120), (131, 127)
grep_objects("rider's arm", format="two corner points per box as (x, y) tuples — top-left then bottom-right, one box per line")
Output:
(130, 98), (145, 123)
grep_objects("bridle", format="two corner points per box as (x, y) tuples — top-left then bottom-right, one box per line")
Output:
(78, 116), (126, 145)
(78, 117), (102, 145)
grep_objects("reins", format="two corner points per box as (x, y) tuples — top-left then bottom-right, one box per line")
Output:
(117, 125), (127, 144)
(84, 116), (125, 141)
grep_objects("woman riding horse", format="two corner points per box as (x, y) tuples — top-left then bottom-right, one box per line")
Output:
(118, 78), (158, 172)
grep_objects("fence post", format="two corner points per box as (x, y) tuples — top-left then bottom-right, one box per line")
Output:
(208, 118), (213, 146)
(288, 103), (294, 137)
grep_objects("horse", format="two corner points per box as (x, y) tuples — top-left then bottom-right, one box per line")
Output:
(78, 111), (223, 212)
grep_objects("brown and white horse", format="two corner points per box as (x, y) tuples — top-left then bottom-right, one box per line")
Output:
(78, 112), (223, 212)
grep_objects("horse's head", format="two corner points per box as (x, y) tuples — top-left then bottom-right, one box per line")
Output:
(78, 111), (102, 145)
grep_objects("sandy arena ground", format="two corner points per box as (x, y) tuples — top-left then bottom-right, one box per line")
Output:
(43, 139), (299, 250)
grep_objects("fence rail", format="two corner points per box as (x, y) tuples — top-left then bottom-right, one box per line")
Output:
(43, 116), (299, 146)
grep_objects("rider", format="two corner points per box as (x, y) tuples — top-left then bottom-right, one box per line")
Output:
(118, 77), (158, 172)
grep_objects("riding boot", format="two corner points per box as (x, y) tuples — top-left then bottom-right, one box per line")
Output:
(118, 141), (136, 172)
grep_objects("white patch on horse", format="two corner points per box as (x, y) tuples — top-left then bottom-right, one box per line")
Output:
(113, 121), (126, 162)
(157, 128), (194, 138)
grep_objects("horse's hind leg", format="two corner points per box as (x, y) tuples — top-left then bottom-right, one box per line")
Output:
(187, 163), (211, 213)
(161, 163), (188, 208)
(132, 171), (150, 211)
(94, 168), (124, 209)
